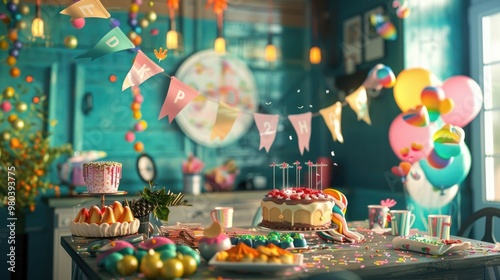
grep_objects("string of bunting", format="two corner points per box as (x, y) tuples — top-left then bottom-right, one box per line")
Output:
(59, 0), (397, 155)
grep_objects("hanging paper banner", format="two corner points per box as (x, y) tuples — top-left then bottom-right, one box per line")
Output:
(345, 86), (372, 125)
(288, 112), (312, 155)
(253, 113), (279, 153)
(60, 0), (111, 20)
(76, 27), (134, 60)
(122, 50), (164, 90)
(158, 77), (199, 123)
(210, 102), (240, 141)
(319, 101), (344, 143)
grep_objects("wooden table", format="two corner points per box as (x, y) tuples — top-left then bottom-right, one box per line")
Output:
(61, 224), (500, 280)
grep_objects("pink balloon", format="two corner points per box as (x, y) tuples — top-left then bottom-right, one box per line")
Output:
(441, 75), (483, 127)
(71, 18), (85, 29)
(389, 113), (437, 164)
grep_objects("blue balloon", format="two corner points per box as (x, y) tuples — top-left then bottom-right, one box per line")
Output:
(420, 143), (471, 189)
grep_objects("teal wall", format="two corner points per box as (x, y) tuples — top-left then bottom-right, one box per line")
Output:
(0, 0), (472, 279)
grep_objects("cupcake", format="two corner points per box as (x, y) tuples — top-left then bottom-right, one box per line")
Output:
(279, 234), (294, 249)
(83, 161), (122, 193)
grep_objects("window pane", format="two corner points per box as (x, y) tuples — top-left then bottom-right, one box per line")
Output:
(483, 62), (500, 109)
(485, 156), (500, 201)
(482, 13), (500, 64)
(484, 110), (500, 155)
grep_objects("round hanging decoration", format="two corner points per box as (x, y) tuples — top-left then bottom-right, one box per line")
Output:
(174, 49), (259, 147)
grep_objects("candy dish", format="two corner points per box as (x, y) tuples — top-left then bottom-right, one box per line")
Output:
(208, 253), (303, 273)
(392, 235), (471, 255)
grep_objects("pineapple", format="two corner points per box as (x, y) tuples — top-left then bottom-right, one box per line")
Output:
(127, 182), (191, 223)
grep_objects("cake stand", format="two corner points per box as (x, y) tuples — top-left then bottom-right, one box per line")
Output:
(78, 191), (128, 209)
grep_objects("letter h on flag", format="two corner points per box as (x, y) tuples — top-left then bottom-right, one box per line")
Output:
(288, 112), (312, 155)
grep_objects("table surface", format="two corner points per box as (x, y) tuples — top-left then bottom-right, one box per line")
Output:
(61, 223), (500, 280)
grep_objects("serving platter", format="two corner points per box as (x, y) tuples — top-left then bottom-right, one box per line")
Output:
(392, 236), (471, 255)
(208, 253), (303, 273)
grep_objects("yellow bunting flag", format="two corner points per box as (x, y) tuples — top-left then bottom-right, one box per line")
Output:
(319, 101), (344, 143)
(345, 86), (372, 125)
(60, 0), (111, 20)
(210, 102), (239, 141)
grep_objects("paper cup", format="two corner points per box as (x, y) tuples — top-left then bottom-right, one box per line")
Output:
(210, 207), (234, 229)
(428, 214), (452, 240)
(390, 210), (415, 236)
(368, 205), (390, 229)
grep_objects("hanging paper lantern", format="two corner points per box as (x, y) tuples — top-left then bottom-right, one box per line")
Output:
(25, 76), (33, 83)
(139, 18), (149, 29)
(6, 56), (16, 66)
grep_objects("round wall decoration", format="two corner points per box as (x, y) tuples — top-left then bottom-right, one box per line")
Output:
(174, 49), (258, 147)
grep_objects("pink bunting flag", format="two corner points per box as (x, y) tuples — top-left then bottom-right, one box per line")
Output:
(253, 113), (280, 153)
(122, 50), (164, 91)
(210, 102), (240, 141)
(158, 77), (199, 123)
(60, 0), (110, 20)
(288, 112), (312, 155)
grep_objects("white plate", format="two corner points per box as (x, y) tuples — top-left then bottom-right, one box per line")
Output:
(392, 236), (471, 255)
(208, 253), (303, 273)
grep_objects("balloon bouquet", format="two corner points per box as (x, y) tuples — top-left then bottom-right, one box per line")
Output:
(388, 68), (483, 229)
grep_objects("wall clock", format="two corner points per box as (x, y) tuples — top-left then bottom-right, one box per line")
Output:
(174, 49), (259, 147)
(136, 153), (157, 183)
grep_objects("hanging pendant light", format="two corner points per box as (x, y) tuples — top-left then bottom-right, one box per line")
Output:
(214, 37), (226, 54)
(166, 0), (180, 49)
(264, 0), (277, 62)
(32, 0), (44, 38)
(309, 46), (321, 64)
(209, 0), (228, 55)
(309, 0), (321, 64)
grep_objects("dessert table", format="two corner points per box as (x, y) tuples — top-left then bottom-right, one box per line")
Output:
(61, 222), (500, 280)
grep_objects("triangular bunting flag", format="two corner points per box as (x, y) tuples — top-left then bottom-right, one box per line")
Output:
(158, 77), (199, 123)
(319, 101), (344, 143)
(122, 50), (164, 91)
(76, 28), (134, 61)
(288, 112), (312, 155)
(60, 0), (110, 19)
(210, 102), (240, 141)
(345, 86), (372, 125)
(253, 113), (280, 152)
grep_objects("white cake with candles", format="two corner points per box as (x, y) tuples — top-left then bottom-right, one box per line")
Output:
(260, 161), (334, 230)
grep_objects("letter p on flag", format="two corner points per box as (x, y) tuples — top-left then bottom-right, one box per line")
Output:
(158, 77), (199, 123)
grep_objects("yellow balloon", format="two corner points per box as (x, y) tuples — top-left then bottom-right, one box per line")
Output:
(440, 98), (454, 115)
(393, 68), (441, 113)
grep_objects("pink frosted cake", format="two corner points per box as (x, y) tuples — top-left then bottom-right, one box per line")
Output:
(261, 187), (334, 230)
(82, 161), (122, 193)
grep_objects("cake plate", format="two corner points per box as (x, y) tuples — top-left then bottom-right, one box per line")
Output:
(78, 191), (128, 209)
(257, 223), (338, 233)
